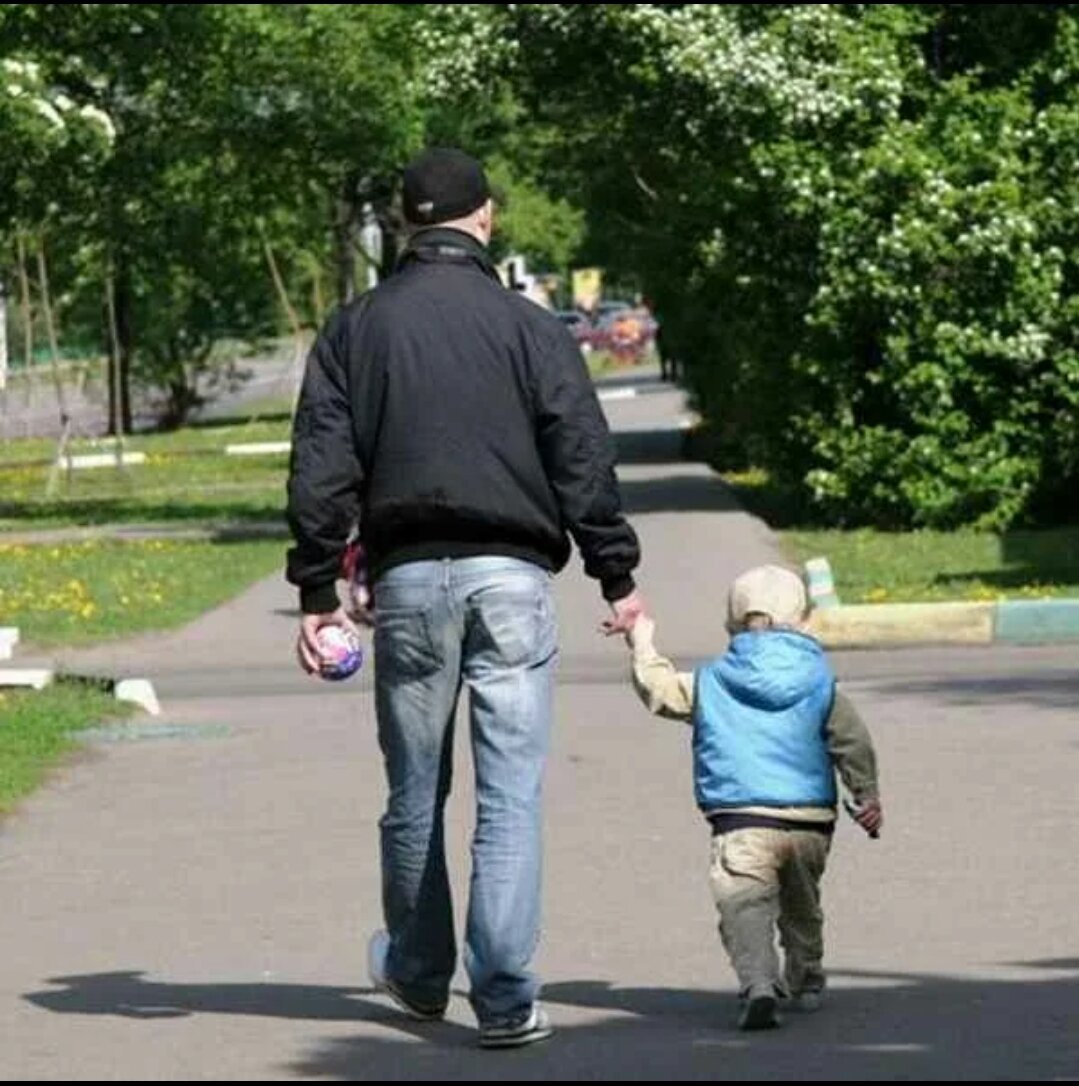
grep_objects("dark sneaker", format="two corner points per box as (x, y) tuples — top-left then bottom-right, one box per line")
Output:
(367, 930), (447, 1022)
(479, 1005), (554, 1049)
(738, 988), (781, 1031)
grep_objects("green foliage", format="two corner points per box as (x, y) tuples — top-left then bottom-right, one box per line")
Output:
(502, 4), (1079, 529)
(782, 525), (1079, 603)
(0, 4), (425, 427)
(4, 0), (1076, 527)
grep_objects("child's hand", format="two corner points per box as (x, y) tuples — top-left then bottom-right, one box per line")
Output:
(625, 613), (655, 650)
(600, 589), (647, 637)
(845, 798), (883, 839)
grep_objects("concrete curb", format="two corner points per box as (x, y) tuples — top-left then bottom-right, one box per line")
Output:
(0, 627), (161, 714)
(808, 598), (1079, 649)
(799, 555), (1079, 648)
(0, 669), (162, 714)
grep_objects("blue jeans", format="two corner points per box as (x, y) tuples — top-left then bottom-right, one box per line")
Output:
(372, 556), (557, 1026)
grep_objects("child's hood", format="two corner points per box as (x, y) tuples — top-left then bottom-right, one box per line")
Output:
(713, 630), (831, 711)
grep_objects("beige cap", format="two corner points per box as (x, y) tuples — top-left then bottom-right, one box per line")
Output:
(727, 564), (809, 630)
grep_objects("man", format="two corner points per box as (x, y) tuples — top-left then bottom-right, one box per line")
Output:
(286, 147), (644, 1048)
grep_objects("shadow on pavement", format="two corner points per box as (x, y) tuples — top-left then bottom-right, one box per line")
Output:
(618, 472), (745, 516)
(24, 965), (1079, 1080)
(614, 429), (691, 465)
(861, 674), (1079, 711)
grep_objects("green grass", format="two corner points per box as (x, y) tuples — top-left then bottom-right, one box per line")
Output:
(0, 417), (293, 467)
(0, 442), (289, 530)
(0, 684), (133, 816)
(0, 537), (286, 647)
(783, 528), (1079, 604)
(720, 466), (1079, 603)
(585, 347), (657, 378)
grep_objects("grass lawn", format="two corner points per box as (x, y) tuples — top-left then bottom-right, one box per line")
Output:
(0, 439), (289, 530)
(783, 527), (1079, 604)
(0, 416), (293, 466)
(0, 684), (133, 816)
(0, 411), (296, 816)
(0, 537), (286, 647)
(724, 469), (1079, 604)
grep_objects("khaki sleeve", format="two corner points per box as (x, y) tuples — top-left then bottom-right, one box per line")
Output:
(826, 689), (880, 801)
(627, 617), (694, 722)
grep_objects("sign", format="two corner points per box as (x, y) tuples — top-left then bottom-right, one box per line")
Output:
(572, 267), (602, 312)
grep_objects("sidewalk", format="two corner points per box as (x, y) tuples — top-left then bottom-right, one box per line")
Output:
(3, 371), (1079, 1080)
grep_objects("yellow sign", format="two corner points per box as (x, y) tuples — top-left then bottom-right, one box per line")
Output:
(572, 268), (602, 312)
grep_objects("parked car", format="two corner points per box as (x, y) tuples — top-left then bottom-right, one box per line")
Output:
(594, 299), (632, 321)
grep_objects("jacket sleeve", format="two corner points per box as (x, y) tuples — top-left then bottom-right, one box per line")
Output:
(530, 323), (640, 601)
(628, 617), (694, 721)
(286, 314), (363, 614)
(826, 689), (880, 802)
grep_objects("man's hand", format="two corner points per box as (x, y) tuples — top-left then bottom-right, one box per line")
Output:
(601, 589), (647, 637)
(297, 608), (357, 675)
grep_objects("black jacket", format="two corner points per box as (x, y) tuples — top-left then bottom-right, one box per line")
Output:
(286, 228), (640, 614)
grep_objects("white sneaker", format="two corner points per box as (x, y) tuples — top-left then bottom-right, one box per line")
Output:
(479, 1004), (554, 1049)
(366, 930), (447, 1021)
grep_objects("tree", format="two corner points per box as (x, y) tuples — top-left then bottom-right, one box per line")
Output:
(495, 4), (1079, 529)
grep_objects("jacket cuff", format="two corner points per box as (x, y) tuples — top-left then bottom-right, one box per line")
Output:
(601, 572), (636, 603)
(301, 581), (340, 615)
(628, 615), (657, 658)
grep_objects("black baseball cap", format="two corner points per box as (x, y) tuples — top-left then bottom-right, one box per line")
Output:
(402, 147), (490, 226)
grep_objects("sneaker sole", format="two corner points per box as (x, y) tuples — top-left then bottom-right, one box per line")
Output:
(367, 931), (446, 1022)
(382, 984), (447, 1022)
(479, 1024), (554, 1049)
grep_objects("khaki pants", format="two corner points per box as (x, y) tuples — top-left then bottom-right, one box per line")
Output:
(709, 826), (831, 996)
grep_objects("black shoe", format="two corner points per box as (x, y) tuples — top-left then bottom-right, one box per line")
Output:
(738, 989), (780, 1031)
(367, 930), (447, 1021)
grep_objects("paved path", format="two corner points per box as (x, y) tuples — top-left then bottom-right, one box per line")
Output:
(3, 370), (1079, 1080)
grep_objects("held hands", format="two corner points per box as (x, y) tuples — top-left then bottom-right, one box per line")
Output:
(600, 589), (648, 638)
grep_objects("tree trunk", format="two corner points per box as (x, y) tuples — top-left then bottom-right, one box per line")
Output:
(36, 242), (69, 425)
(104, 270), (126, 453)
(112, 254), (134, 433)
(15, 234), (33, 410)
(378, 203), (407, 281)
(333, 172), (361, 307)
(0, 274), (8, 395)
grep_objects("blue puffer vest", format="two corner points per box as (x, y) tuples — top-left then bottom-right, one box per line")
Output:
(692, 630), (837, 811)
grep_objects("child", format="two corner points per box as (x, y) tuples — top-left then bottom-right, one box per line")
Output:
(625, 564), (882, 1031)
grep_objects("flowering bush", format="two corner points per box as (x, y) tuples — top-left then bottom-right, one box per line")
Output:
(502, 4), (1079, 528)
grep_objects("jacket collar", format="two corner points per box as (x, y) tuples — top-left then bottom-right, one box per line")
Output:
(397, 227), (501, 282)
